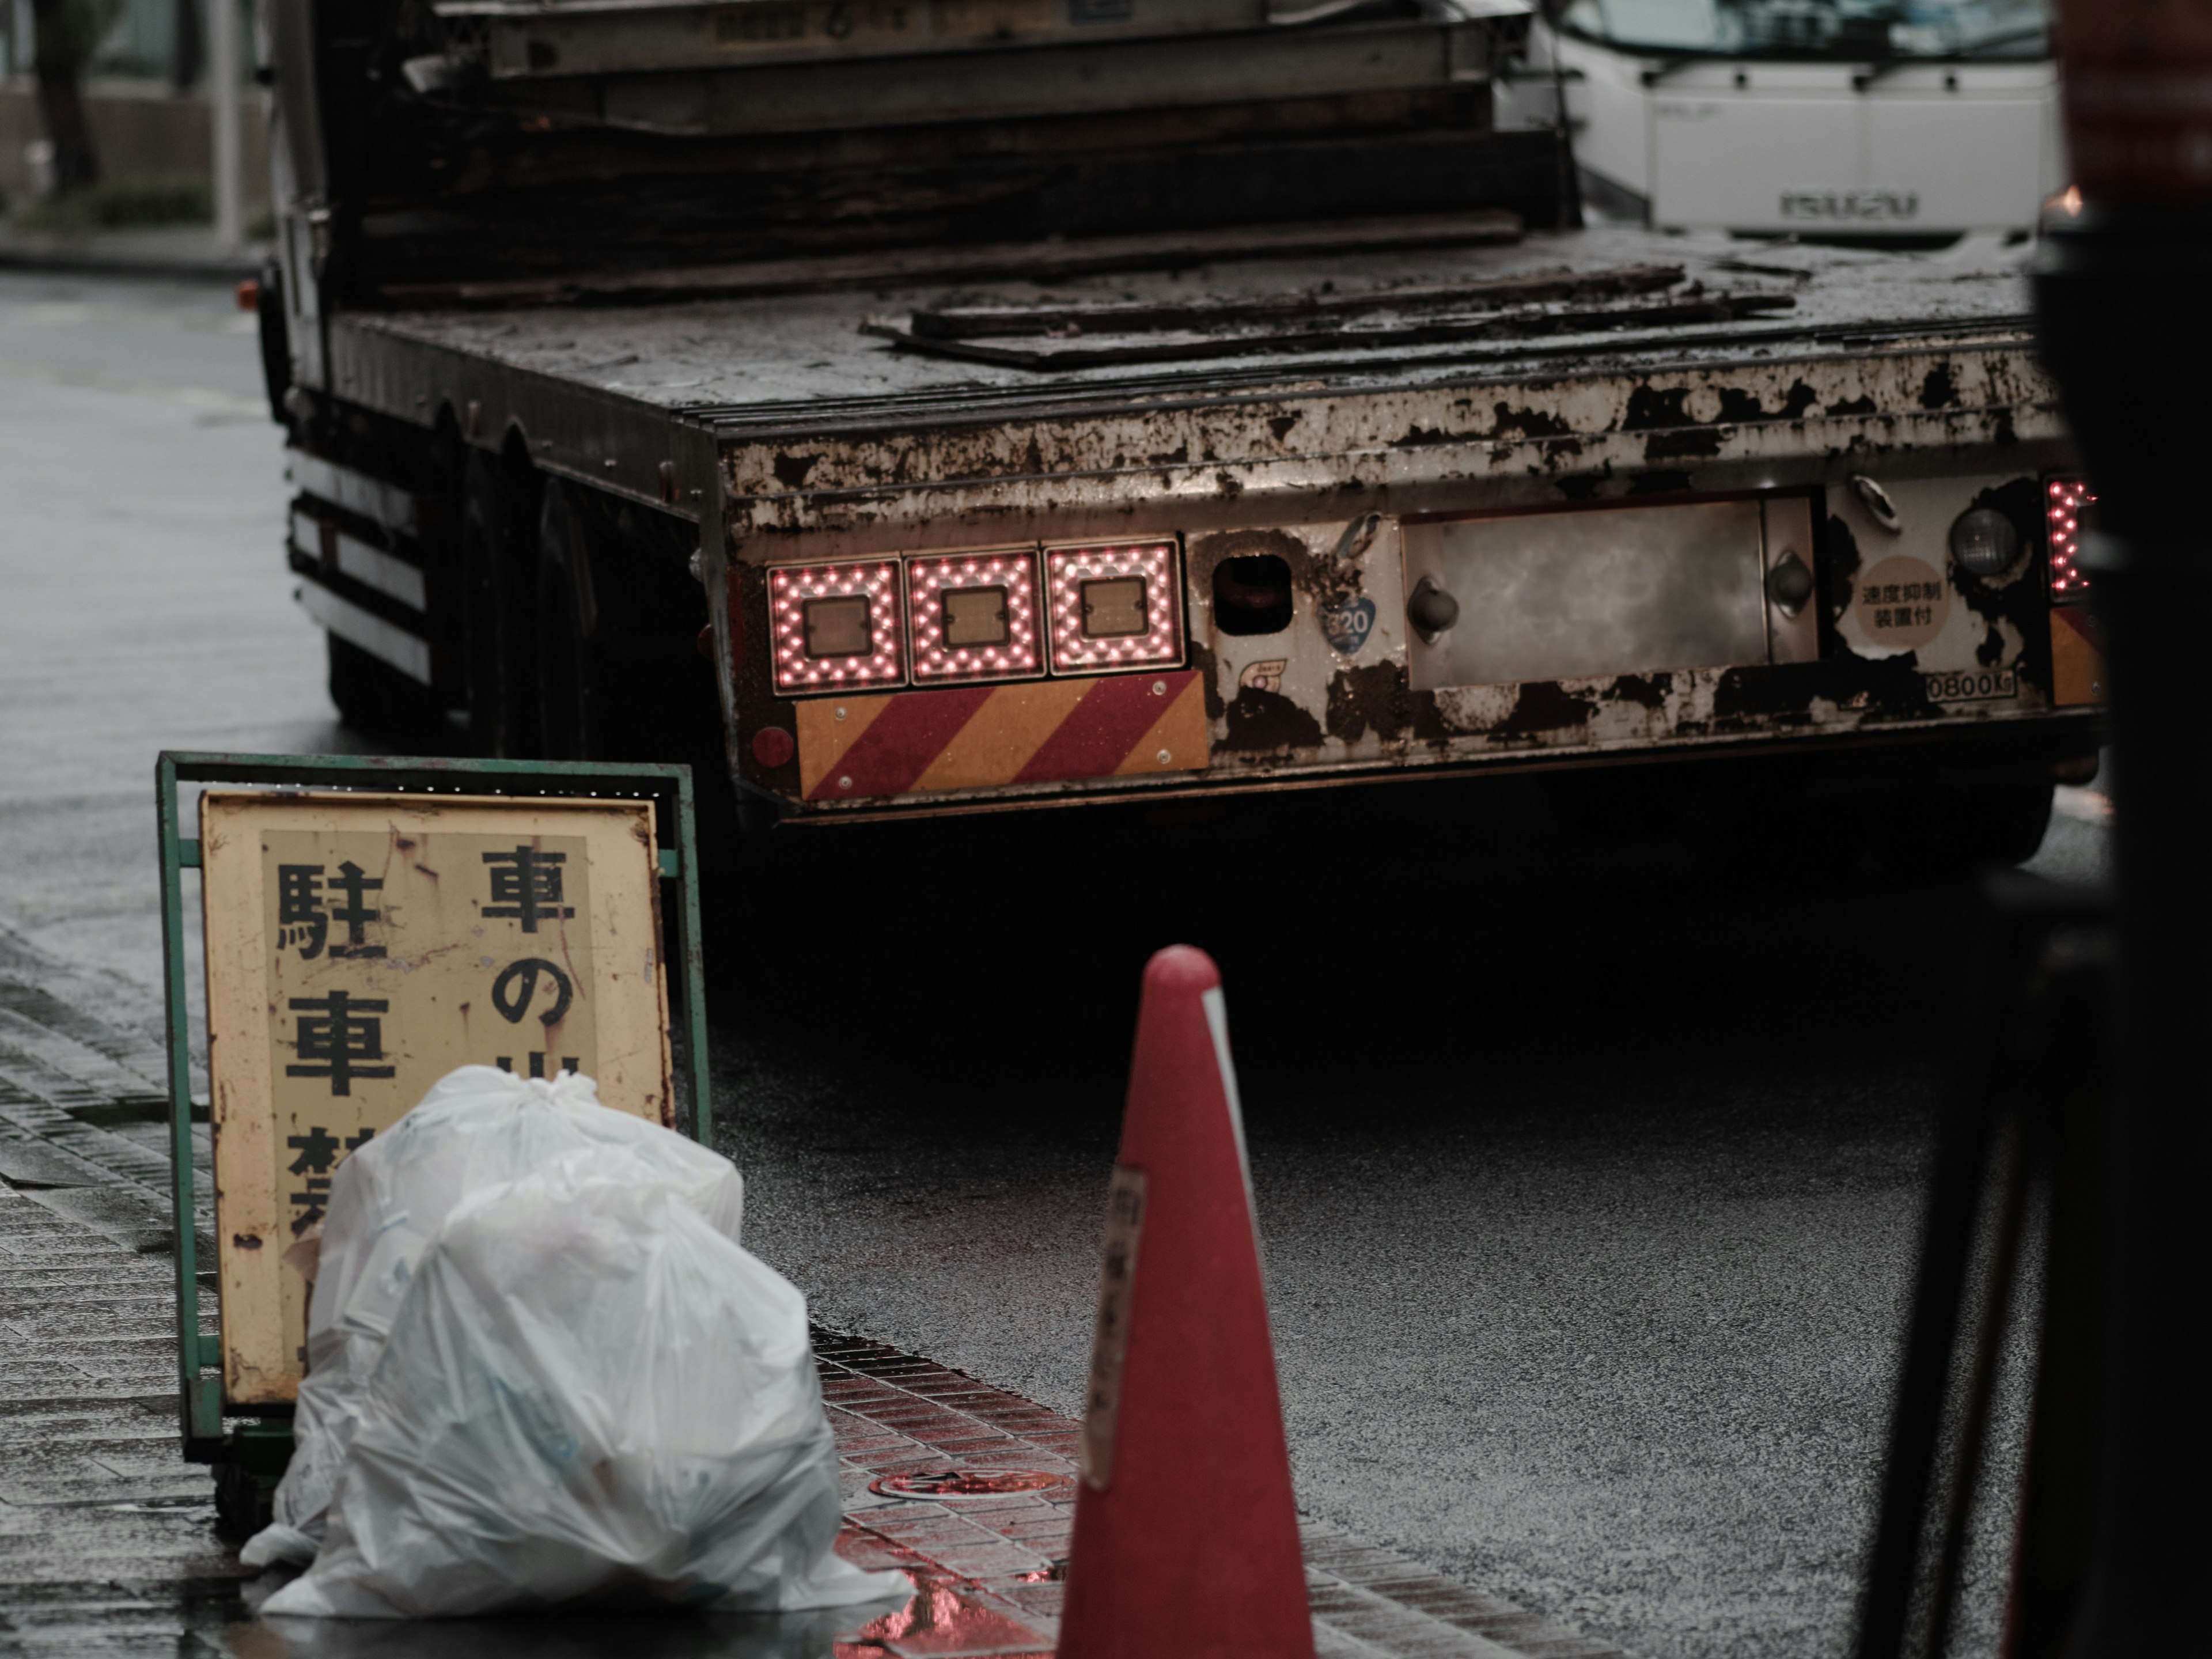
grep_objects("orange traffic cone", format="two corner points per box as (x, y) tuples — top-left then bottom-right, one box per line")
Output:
(1057, 945), (1313, 1659)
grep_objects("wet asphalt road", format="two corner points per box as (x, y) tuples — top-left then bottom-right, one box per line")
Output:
(0, 269), (2113, 1659)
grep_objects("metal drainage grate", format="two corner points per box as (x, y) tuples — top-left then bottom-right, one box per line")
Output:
(869, 1468), (1069, 1501)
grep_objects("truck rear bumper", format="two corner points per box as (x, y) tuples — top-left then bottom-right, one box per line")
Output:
(759, 696), (2101, 826)
(737, 471), (2101, 824)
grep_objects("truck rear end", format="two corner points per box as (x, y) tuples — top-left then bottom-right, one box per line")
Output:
(260, 0), (2098, 863)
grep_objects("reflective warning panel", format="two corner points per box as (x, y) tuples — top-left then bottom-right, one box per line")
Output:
(199, 791), (672, 1404)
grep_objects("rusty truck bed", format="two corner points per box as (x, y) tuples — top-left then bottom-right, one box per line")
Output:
(310, 224), (2091, 819)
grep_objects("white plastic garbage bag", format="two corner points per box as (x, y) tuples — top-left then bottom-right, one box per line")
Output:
(262, 1149), (903, 1617)
(243, 1065), (746, 1569)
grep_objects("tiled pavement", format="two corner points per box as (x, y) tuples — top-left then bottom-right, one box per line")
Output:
(815, 1334), (1622, 1659)
(0, 934), (1625, 1659)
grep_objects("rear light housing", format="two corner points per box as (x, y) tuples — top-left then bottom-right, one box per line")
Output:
(2047, 477), (2093, 600)
(767, 559), (906, 694)
(1044, 540), (1184, 673)
(906, 549), (1043, 685)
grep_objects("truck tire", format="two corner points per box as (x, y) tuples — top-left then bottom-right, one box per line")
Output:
(325, 634), (445, 741)
(1944, 778), (2057, 869)
(1871, 775), (2056, 875)
(534, 478), (723, 770)
(535, 480), (616, 761)
(460, 450), (539, 758)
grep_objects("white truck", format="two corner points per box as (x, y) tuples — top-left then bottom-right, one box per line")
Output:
(255, 0), (2100, 865)
(1497, 0), (2061, 237)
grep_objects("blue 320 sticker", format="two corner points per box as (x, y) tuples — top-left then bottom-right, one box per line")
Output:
(1320, 597), (1376, 656)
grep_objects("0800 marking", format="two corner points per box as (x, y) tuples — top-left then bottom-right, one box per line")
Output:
(1923, 669), (2018, 703)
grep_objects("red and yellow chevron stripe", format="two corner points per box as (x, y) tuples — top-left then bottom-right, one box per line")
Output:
(796, 671), (1208, 801)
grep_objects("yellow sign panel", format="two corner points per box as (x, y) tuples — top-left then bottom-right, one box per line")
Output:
(200, 791), (673, 1404)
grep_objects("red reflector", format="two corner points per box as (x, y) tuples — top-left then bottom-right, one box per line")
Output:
(2047, 476), (2093, 600)
(235, 278), (260, 313)
(751, 726), (795, 768)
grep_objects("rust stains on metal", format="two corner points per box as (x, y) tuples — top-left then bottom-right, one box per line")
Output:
(1188, 527), (1308, 568)
(1951, 475), (2055, 695)
(772, 453), (820, 488)
(1491, 681), (1599, 739)
(1187, 637), (1228, 723)
(1603, 672), (1673, 710)
(1325, 662), (1407, 744)
(1711, 655), (1941, 725)
(718, 342), (2061, 537)
(1823, 512), (1866, 626)
(1224, 686), (1324, 754)
(1486, 401), (1575, 438)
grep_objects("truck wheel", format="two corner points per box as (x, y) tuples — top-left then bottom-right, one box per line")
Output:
(535, 481), (614, 760)
(325, 634), (444, 741)
(1945, 778), (2056, 869)
(460, 450), (539, 757)
(1872, 777), (2056, 874)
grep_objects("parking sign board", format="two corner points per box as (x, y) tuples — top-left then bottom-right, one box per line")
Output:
(199, 791), (672, 1404)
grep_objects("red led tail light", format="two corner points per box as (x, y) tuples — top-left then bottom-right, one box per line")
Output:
(2047, 477), (2094, 600)
(1044, 540), (1183, 673)
(906, 550), (1044, 685)
(767, 560), (906, 694)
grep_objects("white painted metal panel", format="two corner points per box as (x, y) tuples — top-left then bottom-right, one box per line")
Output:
(287, 449), (423, 537)
(1861, 73), (2056, 232)
(297, 582), (434, 684)
(290, 509), (430, 611)
(1651, 71), (1863, 231)
(1552, 29), (1656, 205)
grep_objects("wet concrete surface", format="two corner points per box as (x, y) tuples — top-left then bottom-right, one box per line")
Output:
(715, 790), (2089, 1659)
(0, 269), (2112, 1658)
(0, 269), (376, 1050)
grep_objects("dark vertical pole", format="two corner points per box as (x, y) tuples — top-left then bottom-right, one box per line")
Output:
(1546, 6), (1584, 230)
(28, 0), (101, 190)
(172, 0), (203, 92)
(2032, 5), (2212, 1652)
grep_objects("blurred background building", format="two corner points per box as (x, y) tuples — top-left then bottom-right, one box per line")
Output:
(1494, 0), (2058, 241)
(0, 0), (267, 225)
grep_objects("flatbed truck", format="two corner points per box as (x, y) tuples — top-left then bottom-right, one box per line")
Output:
(255, 0), (2099, 863)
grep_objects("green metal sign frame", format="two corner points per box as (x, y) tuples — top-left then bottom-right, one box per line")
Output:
(156, 751), (711, 1463)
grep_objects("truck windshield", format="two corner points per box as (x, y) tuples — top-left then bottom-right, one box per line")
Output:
(1554, 0), (2050, 60)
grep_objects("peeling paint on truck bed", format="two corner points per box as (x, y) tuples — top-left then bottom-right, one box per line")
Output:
(327, 225), (2094, 818)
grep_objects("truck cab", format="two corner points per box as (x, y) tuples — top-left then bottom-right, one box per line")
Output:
(1497, 0), (2061, 237)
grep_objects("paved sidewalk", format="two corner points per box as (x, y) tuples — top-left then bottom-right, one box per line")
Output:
(0, 933), (1626, 1658)
(817, 1331), (1623, 1659)
(0, 221), (269, 283)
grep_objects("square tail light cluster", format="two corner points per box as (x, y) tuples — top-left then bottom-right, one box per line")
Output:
(768, 560), (906, 694)
(907, 550), (1043, 684)
(764, 539), (1185, 696)
(1044, 540), (1184, 672)
(2046, 478), (2093, 601)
